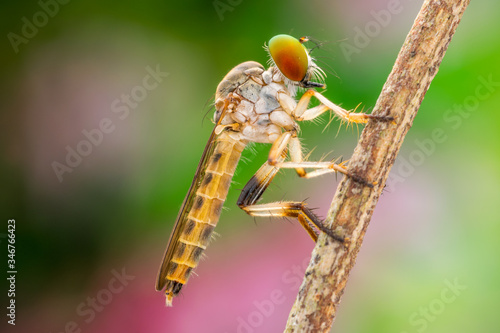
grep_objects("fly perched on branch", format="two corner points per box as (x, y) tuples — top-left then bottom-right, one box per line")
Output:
(156, 34), (391, 306)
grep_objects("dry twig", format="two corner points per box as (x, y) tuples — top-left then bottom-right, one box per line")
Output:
(284, 0), (470, 331)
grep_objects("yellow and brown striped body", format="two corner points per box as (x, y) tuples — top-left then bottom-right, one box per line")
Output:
(159, 132), (246, 305)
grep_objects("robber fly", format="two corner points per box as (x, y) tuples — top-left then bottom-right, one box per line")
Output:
(156, 34), (390, 306)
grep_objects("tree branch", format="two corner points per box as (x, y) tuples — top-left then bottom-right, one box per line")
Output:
(284, 0), (470, 331)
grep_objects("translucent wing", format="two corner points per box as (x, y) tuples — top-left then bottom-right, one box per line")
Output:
(155, 110), (226, 291)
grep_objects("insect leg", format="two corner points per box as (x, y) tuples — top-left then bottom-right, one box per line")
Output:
(268, 132), (373, 187)
(237, 131), (345, 242)
(236, 159), (322, 242)
(239, 200), (347, 242)
(279, 136), (373, 187)
(278, 90), (394, 124)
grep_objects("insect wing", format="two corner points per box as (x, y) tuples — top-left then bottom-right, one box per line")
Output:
(156, 109), (227, 291)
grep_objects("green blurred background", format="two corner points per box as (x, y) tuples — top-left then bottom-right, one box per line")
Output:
(1, 0), (499, 332)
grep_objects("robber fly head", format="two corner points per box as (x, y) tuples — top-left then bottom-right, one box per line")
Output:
(266, 34), (326, 90)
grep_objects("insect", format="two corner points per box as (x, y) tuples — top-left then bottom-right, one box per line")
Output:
(156, 34), (391, 306)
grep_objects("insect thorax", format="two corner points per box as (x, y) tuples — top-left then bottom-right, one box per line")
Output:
(214, 61), (299, 145)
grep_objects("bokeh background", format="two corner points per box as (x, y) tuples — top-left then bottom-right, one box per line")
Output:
(1, 0), (499, 332)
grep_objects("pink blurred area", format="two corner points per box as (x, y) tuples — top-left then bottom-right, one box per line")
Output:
(25, 223), (317, 333)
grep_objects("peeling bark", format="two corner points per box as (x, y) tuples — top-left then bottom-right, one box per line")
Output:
(284, 0), (470, 332)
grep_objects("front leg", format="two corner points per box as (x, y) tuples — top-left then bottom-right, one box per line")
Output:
(277, 89), (394, 124)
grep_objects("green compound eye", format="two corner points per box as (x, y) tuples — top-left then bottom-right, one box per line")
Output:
(268, 34), (309, 82)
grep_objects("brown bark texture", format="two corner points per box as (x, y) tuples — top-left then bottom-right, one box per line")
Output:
(284, 0), (470, 332)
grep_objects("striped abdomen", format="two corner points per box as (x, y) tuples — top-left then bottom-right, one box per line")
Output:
(163, 132), (246, 304)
